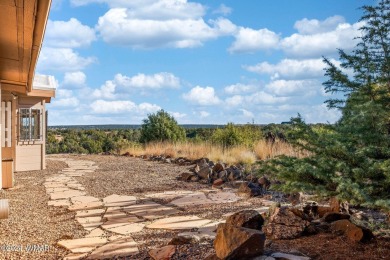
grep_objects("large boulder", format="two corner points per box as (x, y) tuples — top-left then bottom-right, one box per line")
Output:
(214, 223), (266, 260)
(226, 210), (264, 230)
(264, 207), (310, 240)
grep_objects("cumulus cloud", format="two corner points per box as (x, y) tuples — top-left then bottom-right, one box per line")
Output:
(280, 20), (364, 58)
(114, 72), (180, 89)
(63, 71), (87, 87)
(96, 7), (235, 49)
(294, 15), (345, 35)
(228, 27), (280, 53)
(225, 95), (244, 107)
(37, 48), (95, 71)
(45, 18), (96, 48)
(265, 79), (321, 96)
(199, 111), (210, 118)
(90, 100), (160, 114)
(224, 83), (256, 95)
(92, 80), (117, 99)
(245, 59), (337, 80)
(182, 86), (221, 106)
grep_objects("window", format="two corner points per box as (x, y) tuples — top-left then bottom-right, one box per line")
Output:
(19, 108), (43, 141)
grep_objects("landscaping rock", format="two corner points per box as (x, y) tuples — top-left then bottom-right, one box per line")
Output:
(212, 178), (224, 188)
(87, 237), (139, 259)
(198, 166), (212, 180)
(329, 197), (340, 212)
(270, 252), (310, 260)
(180, 172), (196, 182)
(149, 245), (176, 260)
(258, 176), (271, 191)
(169, 233), (199, 245)
(264, 207), (310, 239)
(322, 212), (350, 223)
(214, 223), (266, 259)
(226, 210), (264, 230)
(237, 182), (263, 197)
(213, 163), (225, 173)
(330, 219), (374, 242)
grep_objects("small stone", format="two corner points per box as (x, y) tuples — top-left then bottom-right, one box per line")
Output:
(149, 245), (176, 260)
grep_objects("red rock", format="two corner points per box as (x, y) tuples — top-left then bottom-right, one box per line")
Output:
(213, 178), (224, 187)
(225, 210), (264, 230)
(264, 207), (309, 239)
(329, 197), (340, 212)
(214, 223), (265, 259)
(322, 212), (350, 223)
(330, 219), (374, 242)
(148, 245), (176, 260)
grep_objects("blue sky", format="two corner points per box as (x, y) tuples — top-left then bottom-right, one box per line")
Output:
(37, 0), (372, 125)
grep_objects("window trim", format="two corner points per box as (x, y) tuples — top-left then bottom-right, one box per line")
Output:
(18, 107), (43, 142)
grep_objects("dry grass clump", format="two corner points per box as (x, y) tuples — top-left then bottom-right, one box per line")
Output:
(122, 140), (302, 165)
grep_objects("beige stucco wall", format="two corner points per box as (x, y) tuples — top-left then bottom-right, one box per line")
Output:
(14, 97), (46, 172)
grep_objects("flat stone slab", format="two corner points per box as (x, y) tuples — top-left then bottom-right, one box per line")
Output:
(44, 182), (68, 188)
(101, 215), (141, 230)
(103, 223), (145, 235)
(104, 210), (128, 220)
(208, 192), (240, 203)
(58, 237), (108, 253)
(122, 201), (180, 220)
(86, 228), (105, 238)
(50, 190), (86, 200)
(68, 201), (104, 211)
(271, 252), (310, 260)
(103, 194), (137, 207)
(145, 190), (196, 199)
(71, 196), (101, 205)
(87, 237), (139, 259)
(76, 216), (104, 231)
(76, 209), (105, 218)
(46, 187), (70, 193)
(48, 200), (71, 207)
(170, 193), (215, 207)
(147, 216), (213, 230)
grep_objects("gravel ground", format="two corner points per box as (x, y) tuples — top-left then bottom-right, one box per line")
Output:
(0, 159), (86, 260)
(1, 154), (389, 260)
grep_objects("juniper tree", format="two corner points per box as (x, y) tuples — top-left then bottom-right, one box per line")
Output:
(260, 0), (390, 210)
(140, 109), (186, 143)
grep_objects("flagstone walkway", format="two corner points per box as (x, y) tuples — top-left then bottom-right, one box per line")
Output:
(44, 158), (265, 259)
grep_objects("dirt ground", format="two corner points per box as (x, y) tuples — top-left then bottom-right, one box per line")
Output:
(0, 154), (389, 259)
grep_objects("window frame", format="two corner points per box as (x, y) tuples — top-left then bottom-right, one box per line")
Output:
(18, 107), (43, 142)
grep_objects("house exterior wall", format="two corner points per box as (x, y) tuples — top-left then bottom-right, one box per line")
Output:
(14, 96), (46, 172)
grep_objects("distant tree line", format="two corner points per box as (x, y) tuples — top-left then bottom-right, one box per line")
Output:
(47, 114), (292, 155)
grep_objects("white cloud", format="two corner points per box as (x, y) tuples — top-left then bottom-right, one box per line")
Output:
(63, 71), (87, 87)
(114, 72), (180, 89)
(281, 21), (364, 58)
(224, 83), (256, 95)
(240, 109), (254, 118)
(90, 100), (161, 114)
(294, 15), (345, 35)
(225, 95), (244, 107)
(245, 59), (329, 79)
(246, 91), (289, 104)
(265, 79), (320, 96)
(171, 112), (187, 119)
(182, 86), (221, 106)
(46, 18), (96, 48)
(51, 97), (80, 108)
(37, 48), (95, 71)
(92, 80), (117, 99)
(213, 4), (232, 16)
(96, 8), (235, 49)
(228, 27), (280, 53)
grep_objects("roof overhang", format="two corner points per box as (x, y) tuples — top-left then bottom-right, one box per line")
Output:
(0, 0), (52, 94)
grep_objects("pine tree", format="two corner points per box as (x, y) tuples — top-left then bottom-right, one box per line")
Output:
(260, 0), (390, 210)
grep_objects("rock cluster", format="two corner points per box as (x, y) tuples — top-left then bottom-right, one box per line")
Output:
(264, 200), (374, 242)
